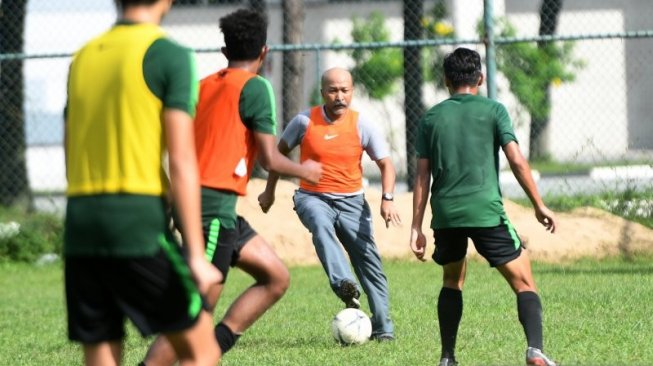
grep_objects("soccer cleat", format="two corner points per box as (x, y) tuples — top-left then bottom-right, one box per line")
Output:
(526, 347), (557, 366)
(371, 334), (395, 342)
(337, 279), (361, 309)
(438, 357), (458, 366)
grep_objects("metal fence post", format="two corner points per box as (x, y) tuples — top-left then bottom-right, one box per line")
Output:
(483, 0), (497, 100)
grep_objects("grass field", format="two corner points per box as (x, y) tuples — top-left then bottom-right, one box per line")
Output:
(1, 257), (652, 365)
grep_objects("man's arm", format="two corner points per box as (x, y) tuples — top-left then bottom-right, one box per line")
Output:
(410, 158), (431, 261)
(258, 139), (293, 213)
(503, 141), (556, 233)
(240, 78), (321, 190)
(375, 157), (401, 227)
(165, 109), (222, 292)
(254, 132), (321, 183)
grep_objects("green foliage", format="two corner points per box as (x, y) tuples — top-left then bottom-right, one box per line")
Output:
(0, 208), (63, 263)
(3, 259), (653, 365)
(309, 84), (323, 106)
(347, 12), (403, 99)
(421, 0), (455, 87)
(526, 158), (592, 175)
(527, 158), (652, 176)
(490, 19), (585, 120)
(343, 1), (454, 101)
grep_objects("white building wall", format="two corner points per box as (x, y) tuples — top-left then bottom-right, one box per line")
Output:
(504, 1), (629, 162)
(20, 1), (653, 192)
(549, 11), (626, 161)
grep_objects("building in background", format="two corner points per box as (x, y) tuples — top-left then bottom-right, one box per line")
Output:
(21, 0), (653, 195)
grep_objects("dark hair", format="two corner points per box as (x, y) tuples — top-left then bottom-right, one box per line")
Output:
(115, 0), (159, 8)
(220, 8), (268, 61)
(443, 47), (482, 88)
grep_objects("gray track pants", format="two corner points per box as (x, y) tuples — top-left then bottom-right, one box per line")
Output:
(293, 190), (394, 336)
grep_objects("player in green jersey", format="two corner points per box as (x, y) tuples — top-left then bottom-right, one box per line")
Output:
(410, 47), (557, 366)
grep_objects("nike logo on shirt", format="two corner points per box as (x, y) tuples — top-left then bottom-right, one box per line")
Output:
(324, 134), (338, 140)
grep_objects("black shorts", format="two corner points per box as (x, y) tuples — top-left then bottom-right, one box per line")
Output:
(65, 244), (203, 344)
(432, 221), (523, 267)
(204, 216), (257, 282)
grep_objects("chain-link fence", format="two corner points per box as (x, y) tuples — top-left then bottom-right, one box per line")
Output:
(1, 0), (652, 214)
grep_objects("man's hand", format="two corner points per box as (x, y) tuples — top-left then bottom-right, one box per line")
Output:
(258, 190), (275, 213)
(301, 159), (322, 185)
(380, 200), (401, 228)
(409, 227), (427, 262)
(188, 255), (222, 295)
(535, 205), (557, 233)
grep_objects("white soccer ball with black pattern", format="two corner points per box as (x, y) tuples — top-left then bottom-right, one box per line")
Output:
(331, 308), (372, 345)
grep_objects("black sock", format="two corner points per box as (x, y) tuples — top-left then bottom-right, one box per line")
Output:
(215, 322), (241, 354)
(517, 291), (543, 350)
(438, 287), (463, 360)
(138, 363), (146, 366)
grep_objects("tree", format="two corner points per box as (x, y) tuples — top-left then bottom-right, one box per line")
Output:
(491, 0), (583, 161)
(0, 0), (30, 208)
(282, 0), (304, 129)
(420, 0), (454, 89)
(348, 13), (403, 100)
(531, 0), (562, 160)
(403, 0), (423, 191)
(344, 12), (404, 183)
(249, 0), (266, 13)
(344, 2), (453, 190)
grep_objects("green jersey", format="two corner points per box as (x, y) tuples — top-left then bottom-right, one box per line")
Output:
(416, 93), (518, 229)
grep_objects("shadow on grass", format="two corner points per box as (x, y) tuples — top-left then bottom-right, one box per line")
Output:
(242, 335), (334, 349)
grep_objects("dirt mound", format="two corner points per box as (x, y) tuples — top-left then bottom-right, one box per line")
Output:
(237, 179), (653, 266)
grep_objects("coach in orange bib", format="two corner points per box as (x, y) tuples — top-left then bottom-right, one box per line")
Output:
(259, 67), (400, 341)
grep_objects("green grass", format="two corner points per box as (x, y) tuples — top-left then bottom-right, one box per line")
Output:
(521, 189), (653, 229)
(2, 258), (653, 365)
(524, 159), (651, 176)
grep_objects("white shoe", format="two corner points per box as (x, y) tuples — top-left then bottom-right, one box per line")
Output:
(526, 347), (557, 366)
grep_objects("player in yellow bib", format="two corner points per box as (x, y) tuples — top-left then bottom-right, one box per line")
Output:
(64, 1), (220, 365)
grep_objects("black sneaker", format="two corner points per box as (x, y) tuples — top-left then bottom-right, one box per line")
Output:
(438, 358), (458, 366)
(371, 334), (395, 342)
(337, 279), (360, 309)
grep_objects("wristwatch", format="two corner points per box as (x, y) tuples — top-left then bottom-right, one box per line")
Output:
(382, 192), (394, 201)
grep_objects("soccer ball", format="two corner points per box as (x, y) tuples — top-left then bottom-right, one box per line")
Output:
(331, 308), (372, 345)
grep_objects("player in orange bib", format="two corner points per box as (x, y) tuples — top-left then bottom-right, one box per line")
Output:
(259, 67), (400, 341)
(142, 8), (321, 366)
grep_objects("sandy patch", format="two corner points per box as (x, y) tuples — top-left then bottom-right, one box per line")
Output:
(237, 179), (653, 266)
